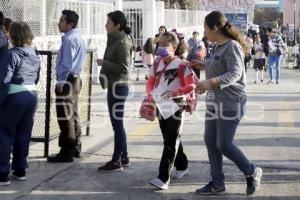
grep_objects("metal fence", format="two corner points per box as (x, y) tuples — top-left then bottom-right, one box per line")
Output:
(0, 0), (113, 80)
(32, 50), (93, 157)
(0, 0), (113, 37)
(164, 9), (208, 39)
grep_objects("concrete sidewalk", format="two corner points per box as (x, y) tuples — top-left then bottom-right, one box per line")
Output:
(1, 67), (300, 200)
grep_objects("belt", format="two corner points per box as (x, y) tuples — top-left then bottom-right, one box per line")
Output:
(69, 73), (80, 78)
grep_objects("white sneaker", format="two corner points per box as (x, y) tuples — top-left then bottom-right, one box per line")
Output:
(0, 180), (10, 186)
(170, 168), (189, 179)
(253, 167), (263, 186)
(149, 178), (169, 190)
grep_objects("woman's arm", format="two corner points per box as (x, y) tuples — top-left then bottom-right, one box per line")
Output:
(172, 74), (196, 96)
(195, 78), (219, 94)
(190, 59), (206, 71)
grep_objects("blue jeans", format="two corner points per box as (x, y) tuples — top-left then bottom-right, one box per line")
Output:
(268, 55), (282, 81)
(204, 101), (255, 187)
(0, 91), (37, 175)
(107, 85), (129, 162)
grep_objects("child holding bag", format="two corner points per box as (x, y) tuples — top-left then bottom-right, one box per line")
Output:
(145, 31), (196, 190)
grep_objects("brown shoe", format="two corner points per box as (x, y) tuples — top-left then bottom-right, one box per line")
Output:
(97, 161), (123, 172)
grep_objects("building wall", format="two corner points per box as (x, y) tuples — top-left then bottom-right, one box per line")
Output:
(197, 0), (255, 22)
(279, 0), (285, 12)
(283, 0), (300, 27)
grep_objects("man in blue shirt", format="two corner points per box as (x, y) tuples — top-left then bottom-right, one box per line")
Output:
(47, 10), (86, 163)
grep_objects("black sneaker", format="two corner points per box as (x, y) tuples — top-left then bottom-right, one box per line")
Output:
(71, 149), (82, 158)
(47, 152), (73, 163)
(195, 181), (226, 195)
(246, 167), (263, 196)
(0, 174), (10, 186)
(121, 157), (130, 167)
(13, 170), (26, 181)
(97, 161), (123, 172)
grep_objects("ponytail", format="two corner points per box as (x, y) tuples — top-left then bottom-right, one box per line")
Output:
(175, 38), (187, 58)
(124, 25), (132, 35)
(220, 23), (247, 54)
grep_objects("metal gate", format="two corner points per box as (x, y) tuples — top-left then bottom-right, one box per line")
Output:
(32, 50), (93, 157)
(124, 8), (143, 48)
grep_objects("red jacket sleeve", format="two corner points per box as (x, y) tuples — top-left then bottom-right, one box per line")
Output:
(146, 75), (156, 99)
(172, 74), (196, 96)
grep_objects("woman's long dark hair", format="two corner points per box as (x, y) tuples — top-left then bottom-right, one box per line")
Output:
(107, 10), (131, 35)
(205, 11), (247, 54)
(143, 37), (154, 54)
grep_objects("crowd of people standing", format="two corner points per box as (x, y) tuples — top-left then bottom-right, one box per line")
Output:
(0, 8), (268, 197)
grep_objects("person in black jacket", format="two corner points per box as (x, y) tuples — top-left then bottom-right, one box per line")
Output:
(0, 11), (8, 52)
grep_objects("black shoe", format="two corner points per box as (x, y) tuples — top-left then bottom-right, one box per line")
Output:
(195, 181), (226, 195)
(121, 157), (130, 167)
(97, 161), (123, 172)
(13, 170), (26, 181)
(246, 167), (263, 196)
(47, 152), (73, 163)
(0, 174), (10, 186)
(71, 149), (82, 158)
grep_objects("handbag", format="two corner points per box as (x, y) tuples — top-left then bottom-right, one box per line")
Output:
(139, 98), (157, 121)
(275, 48), (282, 56)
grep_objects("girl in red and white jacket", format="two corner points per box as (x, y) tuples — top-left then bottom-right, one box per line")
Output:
(146, 31), (196, 190)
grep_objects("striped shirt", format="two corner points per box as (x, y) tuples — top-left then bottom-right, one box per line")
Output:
(268, 34), (286, 56)
(205, 40), (246, 111)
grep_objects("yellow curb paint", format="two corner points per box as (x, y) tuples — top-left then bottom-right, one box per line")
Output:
(278, 103), (294, 127)
(127, 122), (157, 140)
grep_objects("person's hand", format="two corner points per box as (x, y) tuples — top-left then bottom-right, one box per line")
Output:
(161, 91), (173, 99)
(195, 80), (210, 95)
(55, 84), (63, 94)
(190, 59), (205, 69)
(97, 59), (104, 66)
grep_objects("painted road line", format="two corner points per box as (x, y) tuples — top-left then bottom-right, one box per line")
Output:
(127, 122), (157, 140)
(278, 102), (295, 127)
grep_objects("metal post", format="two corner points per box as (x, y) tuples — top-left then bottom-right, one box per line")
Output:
(86, 51), (93, 136)
(294, 0), (296, 46)
(44, 51), (52, 158)
(143, 0), (156, 43)
(114, 0), (122, 10)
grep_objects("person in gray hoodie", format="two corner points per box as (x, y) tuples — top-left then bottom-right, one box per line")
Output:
(0, 22), (40, 186)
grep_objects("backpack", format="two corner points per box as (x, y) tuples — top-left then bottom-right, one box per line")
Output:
(152, 57), (199, 114)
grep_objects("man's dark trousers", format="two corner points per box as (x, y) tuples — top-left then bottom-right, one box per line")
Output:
(56, 74), (82, 156)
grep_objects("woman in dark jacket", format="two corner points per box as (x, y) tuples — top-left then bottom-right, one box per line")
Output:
(97, 10), (133, 172)
(0, 22), (40, 186)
